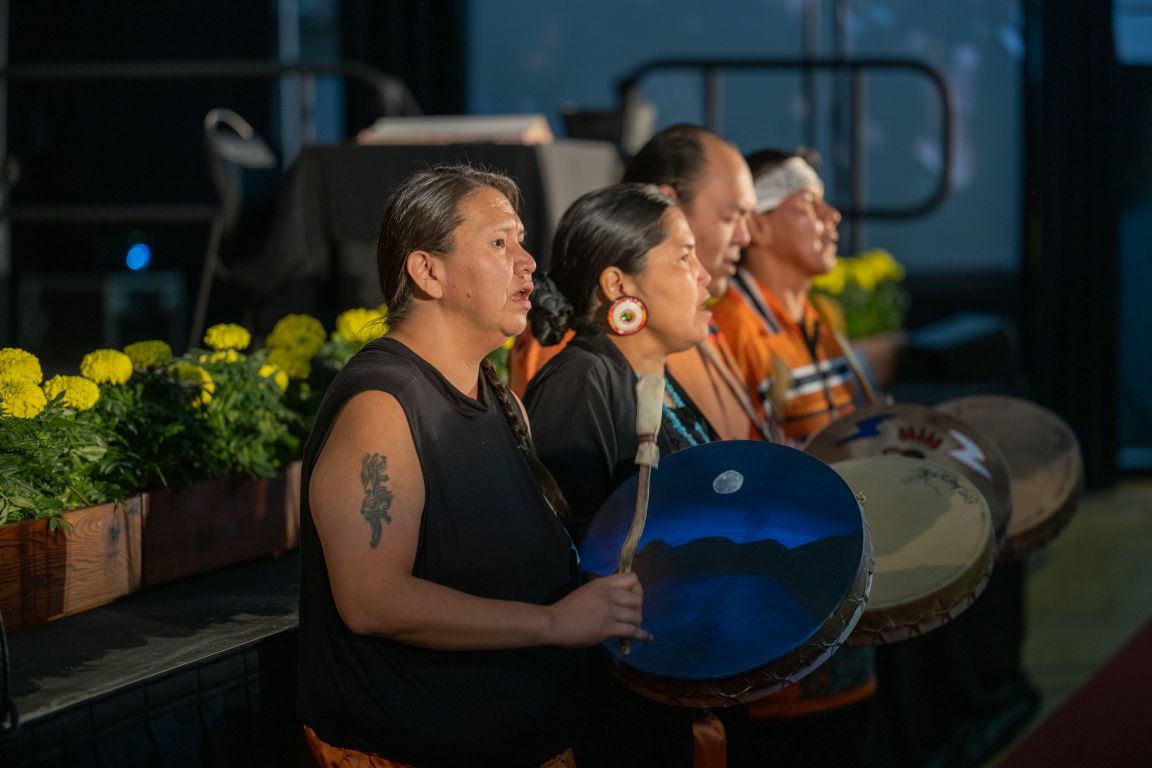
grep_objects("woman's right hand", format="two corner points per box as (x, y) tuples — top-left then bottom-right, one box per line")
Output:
(547, 572), (652, 648)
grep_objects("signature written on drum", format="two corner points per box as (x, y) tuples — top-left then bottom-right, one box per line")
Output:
(901, 466), (980, 505)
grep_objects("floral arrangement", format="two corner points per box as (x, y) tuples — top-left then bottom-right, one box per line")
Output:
(1, 349), (124, 529)
(809, 248), (910, 339)
(0, 303), (527, 530)
(269, 306), (388, 441)
(0, 324), (299, 528)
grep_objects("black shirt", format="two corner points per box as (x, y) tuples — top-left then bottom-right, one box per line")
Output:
(524, 333), (716, 767)
(523, 331), (716, 544)
(297, 338), (585, 767)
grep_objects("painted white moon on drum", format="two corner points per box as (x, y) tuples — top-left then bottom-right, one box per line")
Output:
(713, 469), (744, 494)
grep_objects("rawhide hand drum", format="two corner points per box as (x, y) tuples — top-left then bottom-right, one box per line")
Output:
(579, 440), (872, 708)
(803, 403), (1013, 551)
(937, 394), (1084, 560)
(831, 456), (996, 645)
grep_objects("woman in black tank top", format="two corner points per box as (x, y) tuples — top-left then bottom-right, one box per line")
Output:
(298, 165), (651, 768)
(522, 184), (716, 768)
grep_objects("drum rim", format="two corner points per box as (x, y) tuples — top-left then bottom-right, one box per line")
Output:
(831, 455), (999, 646)
(602, 523), (875, 708)
(936, 394), (1085, 561)
(997, 456), (1083, 560)
(582, 441), (875, 708)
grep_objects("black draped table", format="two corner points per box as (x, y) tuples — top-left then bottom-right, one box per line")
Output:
(254, 139), (621, 323)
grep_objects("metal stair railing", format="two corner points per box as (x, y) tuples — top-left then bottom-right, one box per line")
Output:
(616, 56), (955, 246)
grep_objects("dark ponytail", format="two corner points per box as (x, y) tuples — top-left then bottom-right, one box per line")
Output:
(527, 272), (576, 346)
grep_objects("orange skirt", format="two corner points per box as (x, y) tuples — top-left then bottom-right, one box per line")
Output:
(303, 725), (576, 768)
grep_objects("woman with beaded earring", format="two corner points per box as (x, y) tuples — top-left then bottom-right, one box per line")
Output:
(524, 184), (717, 544)
(524, 183), (719, 768)
(297, 165), (652, 768)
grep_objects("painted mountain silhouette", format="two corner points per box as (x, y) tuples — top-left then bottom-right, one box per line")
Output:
(632, 533), (863, 620)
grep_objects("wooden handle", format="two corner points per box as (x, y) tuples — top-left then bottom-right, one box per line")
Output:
(618, 374), (665, 655)
(810, 301), (878, 407)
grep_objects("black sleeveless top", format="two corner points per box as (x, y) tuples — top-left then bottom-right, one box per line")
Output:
(297, 338), (586, 767)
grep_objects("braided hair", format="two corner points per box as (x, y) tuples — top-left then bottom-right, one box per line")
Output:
(480, 358), (572, 523)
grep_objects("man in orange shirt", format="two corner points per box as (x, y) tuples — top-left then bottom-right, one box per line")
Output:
(712, 147), (869, 443)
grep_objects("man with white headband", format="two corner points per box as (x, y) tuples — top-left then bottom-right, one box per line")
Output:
(711, 148), (879, 768)
(711, 148), (862, 442)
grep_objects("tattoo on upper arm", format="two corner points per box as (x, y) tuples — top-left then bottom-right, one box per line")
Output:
(360, 453), (394, 548)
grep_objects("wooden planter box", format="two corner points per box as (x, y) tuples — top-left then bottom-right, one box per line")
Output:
(141, 462), (301, 587)
(0, 497), (144, 633)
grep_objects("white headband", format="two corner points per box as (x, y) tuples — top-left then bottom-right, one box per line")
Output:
(752, 156), (824, 213)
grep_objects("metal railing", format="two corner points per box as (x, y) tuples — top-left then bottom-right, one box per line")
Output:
(617, 56), (955, 232)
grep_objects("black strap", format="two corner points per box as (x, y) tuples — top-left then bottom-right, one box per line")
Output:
(730, 269), (781, 333)
(798, 309), (841, 415)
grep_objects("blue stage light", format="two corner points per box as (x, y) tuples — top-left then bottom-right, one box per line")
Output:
(126, 243), (152, 271)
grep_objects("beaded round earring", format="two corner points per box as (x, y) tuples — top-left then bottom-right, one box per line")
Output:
(606, 296), (648, 336)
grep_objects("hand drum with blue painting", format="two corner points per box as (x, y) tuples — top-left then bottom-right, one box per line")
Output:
(579, 440), (872, 708)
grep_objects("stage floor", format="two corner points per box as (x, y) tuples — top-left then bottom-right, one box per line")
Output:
(988, 474), (1152, 765)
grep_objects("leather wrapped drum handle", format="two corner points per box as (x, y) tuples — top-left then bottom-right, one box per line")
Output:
(617, 373), (664, 655)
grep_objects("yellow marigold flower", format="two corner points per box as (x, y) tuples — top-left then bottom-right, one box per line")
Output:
(43, 375), (100, 411)
(0, 347), (44, 385)
(123, 340), (172, 368)
(170, 362), (216, 407)
(0, 379), (48, 419)
(203, 323), (252, 352)
(258, 363), (290, 393)
(335, 307), (387, 344)
(209, 350), (240, 365)
(80, 349), (134, 385)
(266, 347), (312, 381)
(868, 249), (905, 281)
(265, 314), (326, 358)
(851, 249), (905, 286)
(812, 260), (848, 295)
(502, 336), (515, 351)
(850, 257), (881, 292)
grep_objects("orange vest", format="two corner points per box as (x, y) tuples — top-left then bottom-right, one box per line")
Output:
(713, 269), (859, 443)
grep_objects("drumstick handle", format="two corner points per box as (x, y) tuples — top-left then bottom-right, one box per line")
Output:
(618, 465), (652, 576)
(811, 301), (878, 407)
(617, 373), (664, 656)
(617, 464), (652, 656)
(840, 333), (878, 407)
